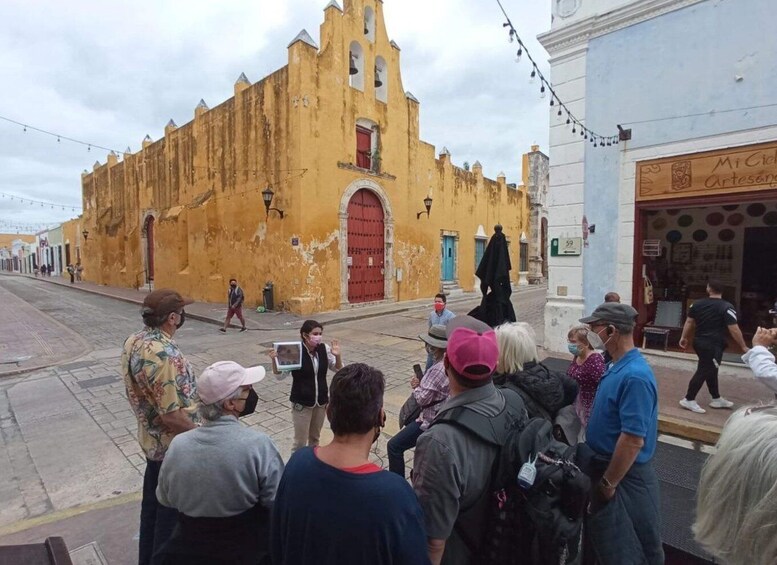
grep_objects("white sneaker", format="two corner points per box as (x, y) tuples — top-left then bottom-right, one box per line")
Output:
(679, 398), (706, 414)
(709, 397), (734, 409)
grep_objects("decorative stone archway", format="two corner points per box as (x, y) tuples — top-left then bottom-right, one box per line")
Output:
(339, 178), (394, 307)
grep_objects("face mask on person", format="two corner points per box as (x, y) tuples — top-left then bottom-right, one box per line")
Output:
(425, 343), (434, 355)
(596, 326), (613, 348)
(230, 283), (237, 288)
(434, 303), (445, 313)
(239, 389), (259, 417)
(308, 334), (322, 346)
(174, 310), (186, 329)
(373, 410), (386, 444)
(567, 343), (579, 356)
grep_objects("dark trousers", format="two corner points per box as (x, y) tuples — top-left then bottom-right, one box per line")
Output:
(387, 420), (423, 477)
(685, 339), (723, 401)
(139, 459), (178, 565)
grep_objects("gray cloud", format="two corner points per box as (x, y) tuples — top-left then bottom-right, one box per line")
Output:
(0, 0), (550, 231)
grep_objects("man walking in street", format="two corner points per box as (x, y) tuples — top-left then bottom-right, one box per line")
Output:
(122, 289), (200, 565)
(679, 280), (749, 414)
(220, 278), (247, 333)
(579, 302), (663, 565)
(412, 315), (526, 564)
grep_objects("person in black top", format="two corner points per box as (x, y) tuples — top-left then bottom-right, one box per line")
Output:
(269, 320), (343, 452)
(679, 280), (749, 414)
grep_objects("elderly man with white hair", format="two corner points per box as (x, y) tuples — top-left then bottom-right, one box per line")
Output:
(155, 361), (284, 565)
(742, 327), (777, 392)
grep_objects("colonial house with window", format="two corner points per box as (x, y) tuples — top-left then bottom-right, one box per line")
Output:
(81, 0), (530, 313)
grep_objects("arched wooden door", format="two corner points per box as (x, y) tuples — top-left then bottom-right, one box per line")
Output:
(145, 216), (155, 282)
(347, 189), (385, 303)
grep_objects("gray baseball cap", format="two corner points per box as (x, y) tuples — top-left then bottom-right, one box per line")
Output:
(580, 302), (638, 326)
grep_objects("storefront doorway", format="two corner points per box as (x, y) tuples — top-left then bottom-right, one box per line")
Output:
(633, 197), (777, 350)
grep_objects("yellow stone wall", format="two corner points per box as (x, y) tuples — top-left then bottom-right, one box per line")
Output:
(81, 0), (530, 313)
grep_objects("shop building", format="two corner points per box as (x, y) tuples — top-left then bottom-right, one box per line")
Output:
(538, 0), (777, 352)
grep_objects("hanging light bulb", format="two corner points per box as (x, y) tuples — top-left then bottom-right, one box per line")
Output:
(572, 124), (576, 133)
(515, 46), (522, 63)
(530, 66), (536, 84)
(566, 116), (571, 125)
(540, 84), (546, 98)
(508, 29), (514, 43)
(23, 126), (27, 132)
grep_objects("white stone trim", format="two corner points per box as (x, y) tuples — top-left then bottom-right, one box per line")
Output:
(338, 178), (394, 307)
(539, 0), (705, 55)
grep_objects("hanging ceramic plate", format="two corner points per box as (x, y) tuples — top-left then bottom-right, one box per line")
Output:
(667, 230), (682, 243)
(763, 211), (777, 226)
(706, 212), (724, 226)
(692, 230), (708, 242)
(719, 229), (735, 242)
(678, 215), (694, 227)
(747, 203), (766, 217)
(726, 213), (744, 226)
(652, 218), (667, 230)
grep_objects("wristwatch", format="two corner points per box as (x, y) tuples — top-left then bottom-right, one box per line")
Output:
(600, 476), (617, 490)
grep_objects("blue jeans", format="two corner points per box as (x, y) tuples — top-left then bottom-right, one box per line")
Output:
(139, 459), (179, 565)
(387, 420), (423, 477)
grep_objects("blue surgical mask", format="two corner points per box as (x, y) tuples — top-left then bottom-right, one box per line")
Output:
(567, 343), (579, 356)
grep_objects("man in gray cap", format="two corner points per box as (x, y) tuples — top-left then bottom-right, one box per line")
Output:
(121, 289), (199, 565)
(579, 302), (663, 565)
(387, 324), (449, 477)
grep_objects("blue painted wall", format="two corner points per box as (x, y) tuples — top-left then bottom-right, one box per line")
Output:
(582, 0), (777, 310)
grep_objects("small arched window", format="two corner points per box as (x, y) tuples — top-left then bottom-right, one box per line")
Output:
(375, 56), (387, 103)
(349, 41), (364, 91)
(364, 7), (375, 42)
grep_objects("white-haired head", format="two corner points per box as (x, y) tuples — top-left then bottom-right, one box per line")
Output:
(694, 405), (777, 565)
(495, 322), (538, 375)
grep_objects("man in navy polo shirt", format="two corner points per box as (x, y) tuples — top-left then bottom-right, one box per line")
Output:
(579, 302), (663, 565)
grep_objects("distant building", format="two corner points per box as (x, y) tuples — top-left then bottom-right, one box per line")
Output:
(81, 0), (530, 313)
(539, 0), (777, 352)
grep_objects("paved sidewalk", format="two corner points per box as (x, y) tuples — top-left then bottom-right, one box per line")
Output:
(0, 285), (91, 377)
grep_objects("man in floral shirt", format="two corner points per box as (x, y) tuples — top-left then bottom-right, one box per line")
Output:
(122, 288), (199, 565)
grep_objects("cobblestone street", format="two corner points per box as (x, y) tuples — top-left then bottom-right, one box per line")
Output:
(0, 275), (548, 562)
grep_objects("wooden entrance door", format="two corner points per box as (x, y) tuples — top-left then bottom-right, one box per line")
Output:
(441, 236), (456, 281)
(356, 126), (372, 170)
(145, 216), (155, 282)
(347, 189), (385, 303)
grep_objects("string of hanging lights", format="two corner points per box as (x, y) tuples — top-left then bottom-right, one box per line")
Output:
(0, 192), (81, 212)
(495, 0), (620, 148)
(0, 220), (58, 233)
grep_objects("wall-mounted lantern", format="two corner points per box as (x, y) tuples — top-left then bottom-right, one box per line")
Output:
(82, 229), (90, 242)
(416, 196), (433, 219)
(262, 186), (285, 219)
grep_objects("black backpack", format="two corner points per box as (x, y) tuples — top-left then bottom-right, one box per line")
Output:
(431, 391), (590, 565)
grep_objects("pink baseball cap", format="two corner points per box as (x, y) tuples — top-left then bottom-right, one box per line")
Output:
(445, 316), (499, 380)
(197, 361), (266, 404)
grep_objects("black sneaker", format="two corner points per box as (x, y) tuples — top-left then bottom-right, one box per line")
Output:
(240, 327), (248, 332)
(219, 328), (226, 333)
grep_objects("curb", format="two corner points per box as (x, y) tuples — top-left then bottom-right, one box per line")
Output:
(658, 415), (720, 445)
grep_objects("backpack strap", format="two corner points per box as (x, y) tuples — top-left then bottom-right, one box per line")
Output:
(430, 391), (512, 446)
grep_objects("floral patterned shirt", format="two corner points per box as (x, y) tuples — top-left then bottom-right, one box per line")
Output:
(121, 327), (199, 461)
(566, 352), (606, 427)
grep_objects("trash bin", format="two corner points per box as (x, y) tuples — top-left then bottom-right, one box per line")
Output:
(263, 282), (274, 311)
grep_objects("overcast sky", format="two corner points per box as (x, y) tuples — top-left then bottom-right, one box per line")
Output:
(0, 0), (551, 233)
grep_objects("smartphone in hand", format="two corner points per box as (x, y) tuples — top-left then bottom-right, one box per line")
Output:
(413, 363), (424, 380)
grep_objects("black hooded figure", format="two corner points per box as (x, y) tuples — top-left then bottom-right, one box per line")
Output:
(469, 224), (517, 327)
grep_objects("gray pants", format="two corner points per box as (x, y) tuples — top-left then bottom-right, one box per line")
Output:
(587, 461), (664, 565)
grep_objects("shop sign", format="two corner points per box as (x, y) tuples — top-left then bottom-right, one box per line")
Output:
(636, 140), (777, 202)
(550, 237), (582, 256)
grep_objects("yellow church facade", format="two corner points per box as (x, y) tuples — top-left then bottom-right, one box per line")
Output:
(80, 0), (530, 314)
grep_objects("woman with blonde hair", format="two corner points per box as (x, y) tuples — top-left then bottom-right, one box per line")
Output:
(694, 405), (777, 565)
(566, 324), (605, 439)
(494, 322), (577, 423)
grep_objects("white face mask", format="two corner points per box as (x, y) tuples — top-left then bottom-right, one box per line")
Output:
(308, 334), (322, 346)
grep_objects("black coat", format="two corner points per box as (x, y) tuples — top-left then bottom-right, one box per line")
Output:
(470, 226), (516, 327)
(494, 361), (578, 420)
(290, 344), (330, 406)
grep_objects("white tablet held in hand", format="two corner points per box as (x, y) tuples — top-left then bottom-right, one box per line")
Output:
(273, 341), (303, 371)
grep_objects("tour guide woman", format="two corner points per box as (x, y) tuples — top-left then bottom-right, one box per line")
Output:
(269, 320), (343, 452)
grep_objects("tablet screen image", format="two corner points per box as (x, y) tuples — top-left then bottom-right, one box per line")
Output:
(274, 341), (303, 371)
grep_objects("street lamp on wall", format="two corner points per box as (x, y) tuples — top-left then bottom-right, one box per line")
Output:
(261, 186), (285, 219)
(82, 229), (89, 242)
(416, 196), (433, 219)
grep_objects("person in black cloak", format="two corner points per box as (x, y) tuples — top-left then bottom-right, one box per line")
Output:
(469, 224), (517, 327)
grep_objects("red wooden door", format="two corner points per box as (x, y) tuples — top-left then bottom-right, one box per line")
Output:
(356, 126), (372, 169)
(347, 189), (385, 303)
